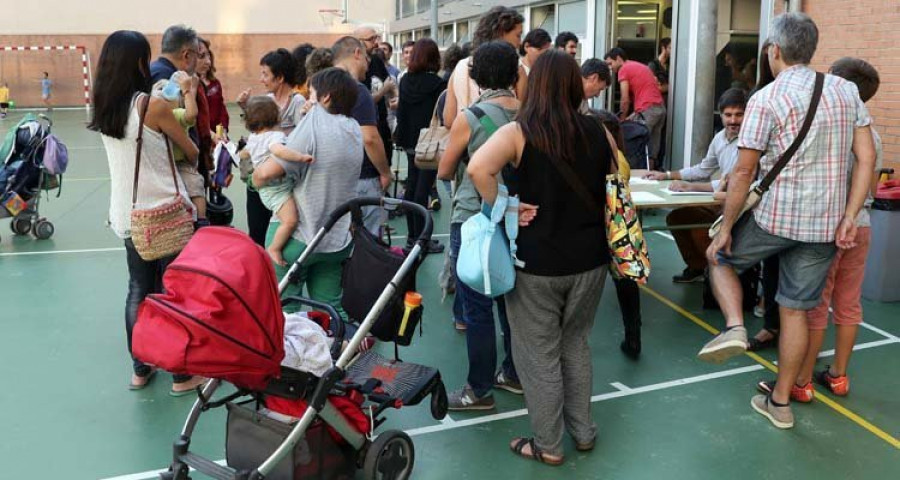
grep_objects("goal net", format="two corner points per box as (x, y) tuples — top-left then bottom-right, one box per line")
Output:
(0, 45), (92, 111)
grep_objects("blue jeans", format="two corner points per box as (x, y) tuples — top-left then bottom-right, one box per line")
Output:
(451, 223), (518, 397)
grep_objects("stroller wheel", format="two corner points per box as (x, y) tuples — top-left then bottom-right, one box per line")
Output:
(33, 220), (54, 240)
(363, 430), (415, 480)
(11, 216), (31, 235)
(430, 381), (448, 420)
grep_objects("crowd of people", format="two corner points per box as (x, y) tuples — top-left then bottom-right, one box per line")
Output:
(91, 7), (883, 466)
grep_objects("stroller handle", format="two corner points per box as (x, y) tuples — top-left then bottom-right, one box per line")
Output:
(324, 196), (433, 245)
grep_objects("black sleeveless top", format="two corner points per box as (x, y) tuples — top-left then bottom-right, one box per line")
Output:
(512, 116), (611, 276)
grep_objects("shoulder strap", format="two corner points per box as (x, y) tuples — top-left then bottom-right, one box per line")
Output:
(469, 105), (499, 137)
(132, 94), (182, 207)
(757, 72), (825, 193)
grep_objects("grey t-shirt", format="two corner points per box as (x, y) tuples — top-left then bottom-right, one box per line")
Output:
(450, 101), (517, 225)
(276, 105), (363, 252)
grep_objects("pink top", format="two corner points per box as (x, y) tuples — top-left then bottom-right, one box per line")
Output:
(618, 60), (664, 113)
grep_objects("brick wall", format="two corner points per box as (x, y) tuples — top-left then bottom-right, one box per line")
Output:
(0, 33), (342, 109)
(801, 0), (900, 172)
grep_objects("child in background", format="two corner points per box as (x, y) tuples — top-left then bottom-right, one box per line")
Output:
(758, 57), (883, 402)
(243, 96), (314, 266)
(153, 72), (207, 224)
(0, 82), (10, 118)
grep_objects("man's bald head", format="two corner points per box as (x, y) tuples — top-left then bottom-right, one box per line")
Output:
(354, 25), (381, 55)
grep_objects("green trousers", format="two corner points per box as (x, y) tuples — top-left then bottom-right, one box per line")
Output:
(267, 223), (352, 320)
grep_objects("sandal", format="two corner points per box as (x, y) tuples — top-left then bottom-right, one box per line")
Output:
(509, 437), (564, 466)
(575, 439), (595, 452)
(748, 329), (778, 352)
(128, 368), (158, 391)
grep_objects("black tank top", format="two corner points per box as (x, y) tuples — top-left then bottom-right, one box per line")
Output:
(512, 116), (611, 276)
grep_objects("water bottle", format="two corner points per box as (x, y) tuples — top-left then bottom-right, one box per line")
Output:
(161, 71), (187, 101)
(396, 291), (423, 346)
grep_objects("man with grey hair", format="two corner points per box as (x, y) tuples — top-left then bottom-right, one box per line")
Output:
(150, 25), (200, 83)
(699, 13), (876, 430)
(332, 36), (392, 236)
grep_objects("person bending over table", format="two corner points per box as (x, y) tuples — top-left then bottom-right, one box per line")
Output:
(644, 88), (748, 283)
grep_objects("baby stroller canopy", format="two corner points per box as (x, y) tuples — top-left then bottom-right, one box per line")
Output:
(134, 227), (285, 390)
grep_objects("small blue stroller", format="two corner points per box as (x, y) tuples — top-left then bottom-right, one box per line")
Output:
(0, 114), (66, 243)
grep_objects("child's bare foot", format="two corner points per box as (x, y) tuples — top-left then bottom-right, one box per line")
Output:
(268, 247), (287, 267)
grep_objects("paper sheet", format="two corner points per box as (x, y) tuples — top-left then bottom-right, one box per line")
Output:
(628, 177), (659, 186)
(630, 191), (666, 203)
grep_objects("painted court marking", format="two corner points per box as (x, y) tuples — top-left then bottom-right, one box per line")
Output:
(641, 284), (900, 450)
(0, 246), (124, 257)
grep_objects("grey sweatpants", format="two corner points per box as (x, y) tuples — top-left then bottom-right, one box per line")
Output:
(504, 267), (607, 456)
(637, 104), (666, 168)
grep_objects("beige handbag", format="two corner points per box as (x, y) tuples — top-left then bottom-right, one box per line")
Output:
(413, 99), (449, 170)
(130, 95), (194, 261)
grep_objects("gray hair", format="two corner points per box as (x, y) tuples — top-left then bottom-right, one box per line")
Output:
(768, 13), (818, 65)
(161, 25), (198, 54)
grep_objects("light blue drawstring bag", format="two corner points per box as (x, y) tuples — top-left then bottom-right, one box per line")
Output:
(456, 184), (524, 298)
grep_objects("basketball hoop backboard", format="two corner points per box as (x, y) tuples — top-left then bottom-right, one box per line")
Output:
(318, 9), (345, 27)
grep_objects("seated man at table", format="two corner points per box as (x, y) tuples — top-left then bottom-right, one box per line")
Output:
(645, 88), (747, 282)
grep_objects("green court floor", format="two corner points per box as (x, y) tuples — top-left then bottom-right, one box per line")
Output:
(1, 110), (898, 479)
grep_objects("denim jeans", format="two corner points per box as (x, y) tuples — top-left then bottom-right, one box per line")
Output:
(451, 223), (517, 397)
(124, 239), (191, 381)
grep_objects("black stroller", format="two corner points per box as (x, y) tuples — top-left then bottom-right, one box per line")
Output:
(147, 198), (448, 480)
(0, 113), (60, 243)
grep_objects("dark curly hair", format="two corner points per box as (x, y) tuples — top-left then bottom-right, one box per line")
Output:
(469, 41), (519, 91)
(260, 48), (297, 87)
(306, 47), (334, 77)
(520, 28), (552, 56)
(473, 6), (524, 48)
(291, 43), (315, 86)
(442, 43), (465, 76)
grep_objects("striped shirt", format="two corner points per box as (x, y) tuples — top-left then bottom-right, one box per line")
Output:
(739, 65), (871, 243)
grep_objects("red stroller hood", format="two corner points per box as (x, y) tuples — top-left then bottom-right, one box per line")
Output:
(133, 227), (285, 390)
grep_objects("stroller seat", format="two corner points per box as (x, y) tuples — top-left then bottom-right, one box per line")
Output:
(344, 351), (443, 408)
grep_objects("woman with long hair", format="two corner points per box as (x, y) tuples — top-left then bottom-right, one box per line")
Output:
(442, 6), (526, 126)
(394, 39), (447, 254)
(236, 49), (306, 246)
(468, 50), (614, 465)
(197, 38), (229, 135)
(89, 30), (205, 394)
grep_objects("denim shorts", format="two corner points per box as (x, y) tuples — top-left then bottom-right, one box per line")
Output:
(717, 214), (836, 310)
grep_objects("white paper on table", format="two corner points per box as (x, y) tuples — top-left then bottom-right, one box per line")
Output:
(630, 191), (666, 203)
(628, 177), (659, 186)
(663, 187), (715, 196)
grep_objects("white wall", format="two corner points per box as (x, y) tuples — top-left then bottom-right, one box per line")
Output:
(7, 0), (394, 34)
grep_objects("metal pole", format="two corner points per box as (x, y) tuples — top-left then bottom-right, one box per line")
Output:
(688, 0), (718, 165)
(430, 0), (439, 39)
(788, 0), (802, 13)
(343, 0), (349, 23)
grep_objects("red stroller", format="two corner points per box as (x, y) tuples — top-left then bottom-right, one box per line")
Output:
(134, 197), (448, 480)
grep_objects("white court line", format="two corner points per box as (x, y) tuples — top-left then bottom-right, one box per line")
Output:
(0, 247), (124, 257)
(65, 176), (110, 182)
(653, 231), (675, 241)
(860, 322), (900, 342)
(610, 382), (632, 392)
(100, 336), (899, 480)
(817, 338), (897, 358)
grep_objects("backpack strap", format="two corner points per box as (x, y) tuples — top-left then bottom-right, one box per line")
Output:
(461, 106), (501, 165)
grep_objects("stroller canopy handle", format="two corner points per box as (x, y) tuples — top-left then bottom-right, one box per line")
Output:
(325, 197), (433, 245)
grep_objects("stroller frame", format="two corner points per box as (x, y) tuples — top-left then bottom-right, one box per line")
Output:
(1, 114), (58, 242)
(163, 197), (442, 480)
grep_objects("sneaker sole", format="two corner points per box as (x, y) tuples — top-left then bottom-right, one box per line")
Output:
(493, 384), (524, 395)
(750, 398), (794, 429)
(755, 381), (814, 403)
(697, 340), (747, 364)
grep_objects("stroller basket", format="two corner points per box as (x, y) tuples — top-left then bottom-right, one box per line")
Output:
(155, 198), (445, 480)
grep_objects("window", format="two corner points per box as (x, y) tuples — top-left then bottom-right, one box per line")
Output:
(531, 5), (556, 37)
(402, 0), (415, 18)
(456, 21), (470, 44)
(396, 0), (402, 20)
(439, 24), (455, 47)
(417, 0), (429, 14)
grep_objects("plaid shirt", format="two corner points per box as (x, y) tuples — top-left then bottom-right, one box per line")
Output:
(739, 65), (871, 243)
